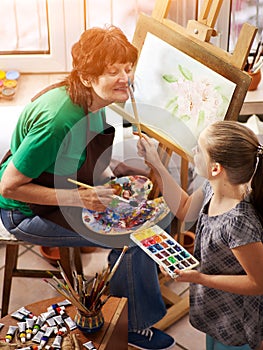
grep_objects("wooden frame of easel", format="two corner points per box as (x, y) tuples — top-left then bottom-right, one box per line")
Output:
(113, 0), (257, 332)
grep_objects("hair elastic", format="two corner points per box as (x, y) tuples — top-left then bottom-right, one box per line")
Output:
(257, 144), (263, 156)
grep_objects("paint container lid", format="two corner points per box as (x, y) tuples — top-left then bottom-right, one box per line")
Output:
(0, 70), (5, 80)
(6, 70), (20, 80)
(4, 79), (17, 88)
(2, 87), (16, 97)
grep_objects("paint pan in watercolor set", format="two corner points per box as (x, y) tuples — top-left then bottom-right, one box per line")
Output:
(130, 225), (199, 278)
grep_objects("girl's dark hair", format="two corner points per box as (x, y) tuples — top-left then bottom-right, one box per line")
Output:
(64, 25), (138, 113)
(206, 120), (263, 224)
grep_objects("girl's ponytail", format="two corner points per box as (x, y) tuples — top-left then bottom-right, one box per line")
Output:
(251, 146), (263, 225)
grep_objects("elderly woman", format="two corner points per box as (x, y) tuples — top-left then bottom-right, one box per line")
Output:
(0, 26), (174, 350)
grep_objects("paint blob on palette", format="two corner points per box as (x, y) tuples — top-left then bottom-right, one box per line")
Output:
(82, 176), (170, 234)
(130, 225), (199, 278)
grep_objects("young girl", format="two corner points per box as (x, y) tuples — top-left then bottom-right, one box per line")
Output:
(137, 120), (263, 350)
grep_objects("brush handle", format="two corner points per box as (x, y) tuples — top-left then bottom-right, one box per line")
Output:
(128, 80), (142, 138)
(67, 178), (93, 189)
(107, 246), (128, 282)
(68, 178), (131, 204)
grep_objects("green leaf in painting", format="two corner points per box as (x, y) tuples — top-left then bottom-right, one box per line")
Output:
(178, 65), (193, 81)
(180, 114), (191, 121)
(172, 104), (179, 115)
(216, 95), (229, 117)
(166, 96), (178, 109)
(197, 110), (205, 127)
(162, 74), (178, 83)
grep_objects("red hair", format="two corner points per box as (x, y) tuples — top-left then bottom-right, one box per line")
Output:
(65, 25), (138, 112)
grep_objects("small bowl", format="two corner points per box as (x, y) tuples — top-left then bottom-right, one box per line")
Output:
(39, 246), (60, 266)
(248, 69), (261, 91)
(39, 246), (97, 264)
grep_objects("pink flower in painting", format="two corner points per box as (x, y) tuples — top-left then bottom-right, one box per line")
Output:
(163, 64), (229, 133)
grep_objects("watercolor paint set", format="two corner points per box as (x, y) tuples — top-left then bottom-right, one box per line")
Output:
(130, 225), (199, 278)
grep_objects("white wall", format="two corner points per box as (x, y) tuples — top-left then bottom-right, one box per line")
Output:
(0, 106), (24, 160)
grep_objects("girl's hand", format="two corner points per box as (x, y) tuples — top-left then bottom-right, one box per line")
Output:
(159, 265), (169, 276)
(137, 134), (160, 167)
(174, 269), (200, 283)
(160, 265), (200, 283)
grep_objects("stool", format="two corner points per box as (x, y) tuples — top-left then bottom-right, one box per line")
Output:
(0, 218), (83, 317)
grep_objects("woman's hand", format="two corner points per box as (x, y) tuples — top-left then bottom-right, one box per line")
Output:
(77, 185), (116, 212)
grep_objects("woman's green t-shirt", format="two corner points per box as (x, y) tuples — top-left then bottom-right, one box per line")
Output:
(0, 86), (105, 215)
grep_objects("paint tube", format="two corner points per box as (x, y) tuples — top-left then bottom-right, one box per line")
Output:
(40, 324), (48, 332)
(51, 334), (62, 349)
(32, 330), (45, 343)
(53, 315), (64, 327)
(45, 346), (53, 350)
(57, 299), (71, 306)
(18, 321), (26, 343)
(5, 325), (18, 343)
(64, 316), (77, 330)
(18, 306), (36, 320)
(40, 309), (56, 321)
(47, 299), (71, 310)
(83, 341), (97, 350)
(33, 315), (45, 334)
(46, 317), (56, 327)
(11, 311), (25, 320)
(47, 305), (65, 315)
(55, 326), (67, 337)
(39, 327), (54, 348)
(26, 318), (35, 340)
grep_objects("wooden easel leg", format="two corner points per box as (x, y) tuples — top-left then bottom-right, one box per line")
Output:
(154, 275), (189, 330)
(1, 244), (19, 317)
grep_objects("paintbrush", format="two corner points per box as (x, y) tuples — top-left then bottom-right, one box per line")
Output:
(67, 178), (137, 205)
(46, 271), (71, 295)
(128, 78), (142, 138)
(96, 294), (112, 310)
(106, 245), (129, 283)
(46, 270), (89, 311)
(57, 261), (80, 301)
(250, 57), (263, 73)
(43, 278), (90, 314)
(90, 281), (109, 310)
(251, 40), (262, 70)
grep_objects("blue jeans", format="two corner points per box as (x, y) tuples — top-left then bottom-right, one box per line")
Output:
(206, 335), (252, 350)
(0, 208), (167, 331)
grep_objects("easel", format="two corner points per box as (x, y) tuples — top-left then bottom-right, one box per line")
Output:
(111, 0), (257, 334)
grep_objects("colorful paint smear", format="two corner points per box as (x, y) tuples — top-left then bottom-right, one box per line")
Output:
(82, 176), (170, 234)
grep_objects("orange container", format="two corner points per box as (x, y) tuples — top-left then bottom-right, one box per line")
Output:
(248, 69), (261, 91)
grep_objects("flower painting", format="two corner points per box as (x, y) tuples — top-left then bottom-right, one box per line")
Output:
(125, 32), (236, 155)
(162, 65), (230, 133)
